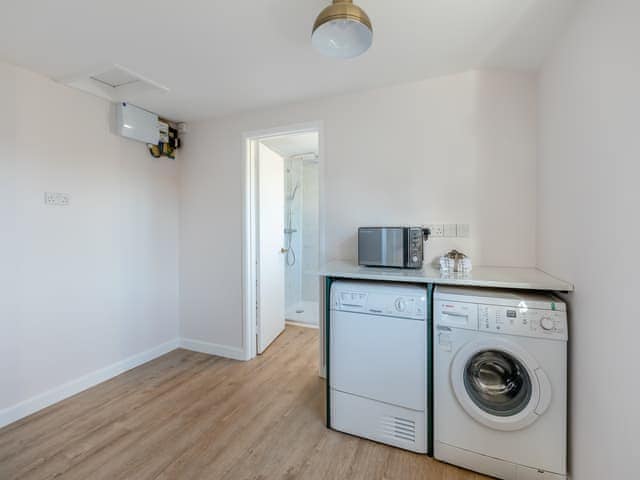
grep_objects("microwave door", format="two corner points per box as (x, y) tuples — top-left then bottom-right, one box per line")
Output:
(359, 228), (404, 267)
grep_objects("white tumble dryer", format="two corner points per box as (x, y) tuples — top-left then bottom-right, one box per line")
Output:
(329, 280), (428, 454)
(434, 286), (567, 480)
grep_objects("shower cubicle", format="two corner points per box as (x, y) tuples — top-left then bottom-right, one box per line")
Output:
(283, 153), (319, 326)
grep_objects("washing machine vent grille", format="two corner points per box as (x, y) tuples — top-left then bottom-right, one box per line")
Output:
(380, 416), (416, 443)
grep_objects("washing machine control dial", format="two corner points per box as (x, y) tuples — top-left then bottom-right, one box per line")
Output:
(540, 317), (554, 331)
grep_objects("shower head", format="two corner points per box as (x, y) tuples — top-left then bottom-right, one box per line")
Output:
(288, 184), (300, 201)
(290, 152), (318, 163)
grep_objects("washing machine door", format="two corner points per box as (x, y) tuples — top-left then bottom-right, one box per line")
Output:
(450, 338), (552, 432)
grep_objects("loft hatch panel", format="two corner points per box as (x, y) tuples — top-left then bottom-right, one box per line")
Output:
(59, 64), (169, 101)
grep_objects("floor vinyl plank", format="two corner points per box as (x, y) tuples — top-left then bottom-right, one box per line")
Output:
(0, 326), (488, 480)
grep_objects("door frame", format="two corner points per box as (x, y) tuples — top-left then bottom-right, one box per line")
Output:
(242, 121), (325, 360)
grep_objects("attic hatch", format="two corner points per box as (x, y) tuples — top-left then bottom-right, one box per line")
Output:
(90, 67), (141, 88)
(59, 64), (169, 101)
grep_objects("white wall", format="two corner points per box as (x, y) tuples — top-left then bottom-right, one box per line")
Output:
(301, 161), (319, 303)
(179, 70), (537, 352)
(0, 62), (180, 421)
(537, 1), (640, 478)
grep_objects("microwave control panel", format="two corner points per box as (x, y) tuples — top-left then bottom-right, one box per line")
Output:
(407, 228), (423, 268)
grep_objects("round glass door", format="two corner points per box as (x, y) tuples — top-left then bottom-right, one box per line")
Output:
(463, 350), (532, 417)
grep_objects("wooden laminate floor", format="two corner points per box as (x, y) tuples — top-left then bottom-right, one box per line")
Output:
(0, 326), (489, 480)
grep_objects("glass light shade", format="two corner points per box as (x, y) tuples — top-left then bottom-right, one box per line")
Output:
(312, 18), (373, 58)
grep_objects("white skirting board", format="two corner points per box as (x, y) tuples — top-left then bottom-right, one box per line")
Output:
(0, 337), (249, 429)
(180, 338), (247, 361)
(285, 320), (320, 330)
(0, 338), (180, 429)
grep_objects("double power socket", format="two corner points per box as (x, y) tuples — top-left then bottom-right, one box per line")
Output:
(44, 192), (70, 206)
(425, 224), (470, 238)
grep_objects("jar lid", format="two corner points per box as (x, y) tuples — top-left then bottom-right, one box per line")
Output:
(446, 249), (467, 260)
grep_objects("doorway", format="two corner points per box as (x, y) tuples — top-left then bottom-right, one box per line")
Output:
(243, 124), (323, 358)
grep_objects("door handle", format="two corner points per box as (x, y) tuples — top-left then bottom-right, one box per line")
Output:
(281, 248), (289, 253)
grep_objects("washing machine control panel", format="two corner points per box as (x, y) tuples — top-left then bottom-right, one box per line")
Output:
(478, 305), (567, 340)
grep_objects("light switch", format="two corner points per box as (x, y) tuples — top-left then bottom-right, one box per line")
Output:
(457, 224), (470, 238)
(444, 224), (457, 237)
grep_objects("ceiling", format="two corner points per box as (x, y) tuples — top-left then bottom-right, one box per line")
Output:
(262, 132), (319, 159)
(0, 1), (578, 121)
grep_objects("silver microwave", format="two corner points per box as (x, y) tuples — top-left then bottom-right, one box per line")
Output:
(358, 227), (427, 269)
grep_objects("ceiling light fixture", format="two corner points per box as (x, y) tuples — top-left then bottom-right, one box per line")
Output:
(311, 0), (373, 59)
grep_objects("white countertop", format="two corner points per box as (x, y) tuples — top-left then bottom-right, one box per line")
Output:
(319, 260), (573, 292)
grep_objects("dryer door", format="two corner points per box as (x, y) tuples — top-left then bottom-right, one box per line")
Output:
(450, 338), (551, 431)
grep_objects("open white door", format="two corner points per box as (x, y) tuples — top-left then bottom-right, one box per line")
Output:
(257, 143), (286, 354)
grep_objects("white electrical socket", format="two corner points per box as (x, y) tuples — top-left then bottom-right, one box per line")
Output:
(44, 192), (70, 206)
(429, 224), (444, 237)
(457, 224), (470, 238)
(444, 224), (457, 237)
(44, 192), (57, 205)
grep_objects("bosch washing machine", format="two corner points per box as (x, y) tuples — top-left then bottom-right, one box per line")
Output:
(434, 286), (568, 479)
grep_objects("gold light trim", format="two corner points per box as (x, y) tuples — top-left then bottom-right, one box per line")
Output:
(312, 0), (372, 33)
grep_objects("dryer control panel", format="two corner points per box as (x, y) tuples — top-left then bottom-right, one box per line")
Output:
(478, 305), (567, 341)
(331, 281), (427, 320)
